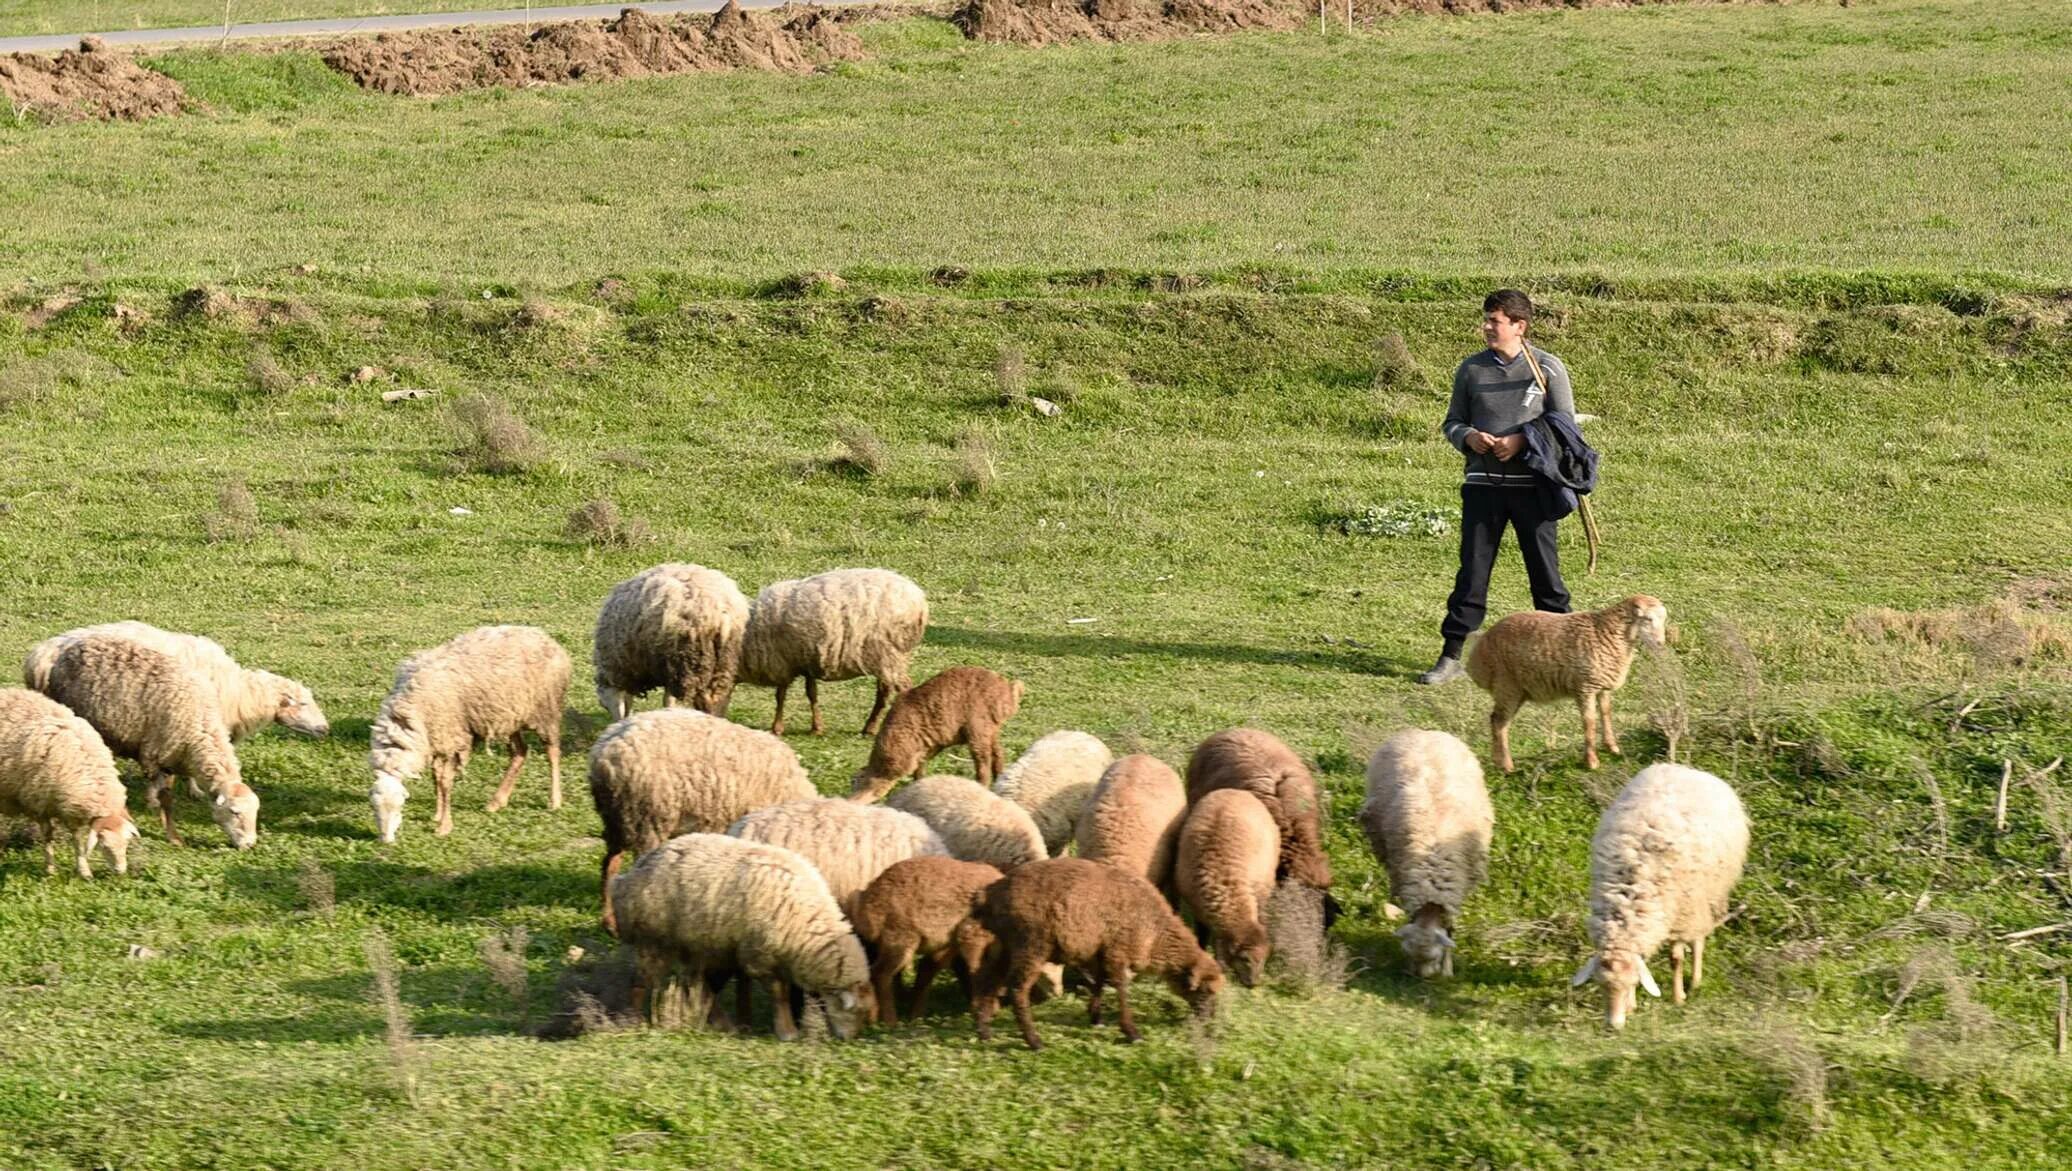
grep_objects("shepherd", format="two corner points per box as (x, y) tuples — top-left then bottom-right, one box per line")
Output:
(1417, 289), (1598, 686)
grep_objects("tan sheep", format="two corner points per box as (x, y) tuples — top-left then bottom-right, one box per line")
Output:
(1174, 788), (1279, 987)
(1466, 595), (1669, 772)
(24, 621), (329, 742)
(36, 635), (258, 849)
(737, 568), (928, 736)
(368, 625), (570, 841)
(0, 688), (139, 877)
(1074, 754), (1187, 891)
(992, 730), (1114, 855)
(848, 855), (1003, 1025)
(728, 797), (948, 915)
(886, 774), (1046, 871)
(591, 563), (749, 720)
(1184, 728), (1333, 891)
(849, 667), (1024, 802)
(1359, 729), (1493, 978)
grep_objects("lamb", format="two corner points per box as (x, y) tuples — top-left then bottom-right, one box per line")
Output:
(727, 797), (948, 914)
(737, 568), (928, 737)
(1466, 594), (1669, 772)
(588, 707), (815, 935)
(848, 855), (1003, 1025)
(1572, 763), (1749, 1029)
(992, 730), (1113, 855)
(1184, 728), (1333, 891)
(591, 563), (750, 720)
(25, 621), (329, 741)
(1358, 729), (1494, 979)
(0, 688), (139, 877)
(1174, 789), (1279, 987)
(1074, 754), (1189, 890)
(610, 832), (874, 1040)
(849, 666), (1024, 802)
(962, 856), (1223, 1051)
(886, 774), (1046, 871)
(35, 635), (259, 849)
(367, 625), (570, 842)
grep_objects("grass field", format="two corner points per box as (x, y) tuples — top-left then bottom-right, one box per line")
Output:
(0, 1), (459, 36)
(4, 2), (2072, 1168)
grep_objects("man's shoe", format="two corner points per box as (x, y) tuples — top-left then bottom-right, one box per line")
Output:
(1415, 655), (1464, 686)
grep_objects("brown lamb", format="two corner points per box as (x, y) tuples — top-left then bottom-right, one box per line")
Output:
(848, 855), (1004, 1026)
(849, 666), (1024, 803)
(1466, 595), (1669, 772)
(961, 856), (1223, 1051)
(1184, 728), (1333, 892)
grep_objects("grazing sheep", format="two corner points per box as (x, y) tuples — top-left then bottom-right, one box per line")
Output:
(849, 855), (1004, 1026)
(588, 708), (815, 935)
(1466, 594), (1669, 772)
(993, 730), (1113, 855)
(728, 797), (948, 914)
(887, 774), (1046, 871)
(1174, 789), (1279, 987)
(737, 568), (928, 737)
(25, 621), (328, 741)
(37, 636), (258, 849)
(591, 563), (750, 720)
(0, 688), (139, 877)
(368, 625), (570, 842)
(611, 833), (874, 1040)
(849, 667), (1024, 802)
(963, 857), (1223, 1050)
(1359, 729), (1493, 978)
(1074, 755), (1188, 890)
(1184, 728), (1333, 891)
(1573, 763), (1749, 1029)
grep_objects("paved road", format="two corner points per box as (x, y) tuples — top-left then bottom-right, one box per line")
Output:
(0, 1), (831, 55)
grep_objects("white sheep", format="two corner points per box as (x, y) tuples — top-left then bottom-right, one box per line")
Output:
(587, 707), (815, 935)
(737, 568), (927, 737)
(1573, 763), (1749, 1029)
(728, 797), (947, 914)
(1074, 754), (1188, 891)
(0, 688), (139, 877)
(1359, 729), (1494, 978)
(1466, 595), (1669, 772)
(610, 832), (874, 1039)
(992, 730), (1114, 855)
(1174, 788), (1279, 987)
(25, 620), (329, 741)
(887, 774), (1047, 871)
(591, 563), (750, 720)
(368, 625), (570, 842)
(35, 635), (258, 849)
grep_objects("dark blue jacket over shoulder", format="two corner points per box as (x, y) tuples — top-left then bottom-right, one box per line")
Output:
(1519, 413), (1599, 521)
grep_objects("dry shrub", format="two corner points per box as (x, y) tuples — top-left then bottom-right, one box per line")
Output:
(1848, 596), (2070, 669)
(1040, 366), (1082, 407)
(1738, 1019), (1830, 1133)
(1637, 642), (1690, 764)
(1904, 956), (2001, 1084)
(452, 393), (545, 475)
(0, 349), (118, 413)
(1908, 760), (1951, 855)
(2022, 763), (2072, 874)
(952, 427), (996, 496)
(827, 421), (887, 478)
(1371, 332), (1421, 391)
(297, 859), (335, 918)
(203, 479), (260, 544)
(364, 930), (417, 1103)
(599, 448), (648, 470)
(537, 947), (641, 1040)
(1864, 910), (1976, 943)
(247, 351), (296, 396)
(479, 926), (531, 1024)
(511, 296), (563, 330)
(993, 346), (1027, 406)
(1263, 880), (1352, 994)
(565, 498), (653, 548)
(1707, 616), (1764, 739)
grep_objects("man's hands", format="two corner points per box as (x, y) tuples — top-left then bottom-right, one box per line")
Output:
(1467, 430), (1525, 460)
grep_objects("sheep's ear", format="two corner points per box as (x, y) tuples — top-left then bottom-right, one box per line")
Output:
(1570, 956), (1599, 987)
(1637, 959), (1662, 998)
(836, 989), (856, 1010)
(124, 820), (141, 841)
(213, 794), (227, 808)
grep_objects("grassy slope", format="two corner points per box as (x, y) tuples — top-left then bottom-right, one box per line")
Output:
(0, 2), (2066, 285)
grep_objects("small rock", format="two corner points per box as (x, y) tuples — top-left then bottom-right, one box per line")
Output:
(448, 506), (473, 516)
(126, 944), (161, 961)
(294, 263), (318, 276)
(1029, 396), (1063, 417)
(565, 946), (585, 963)
(1383, 903), (1405, 921)
(351, 365), (381, 383)
(79, 35), (106, 53)
(1066, 617), (1096, 625)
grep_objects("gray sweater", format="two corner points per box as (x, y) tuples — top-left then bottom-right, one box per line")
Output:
(1442, 345), (1575, 486)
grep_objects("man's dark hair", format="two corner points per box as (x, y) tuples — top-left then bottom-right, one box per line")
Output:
(1482, 289), (1533, 323)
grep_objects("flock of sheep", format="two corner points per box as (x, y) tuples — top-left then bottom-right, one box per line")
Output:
(0, 563), (1748, 1044)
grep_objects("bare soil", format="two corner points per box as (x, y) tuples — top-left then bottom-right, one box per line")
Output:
(320, 3), (865, 96)
(952, 0), (1773, 46)
(0, 37), (189, 122)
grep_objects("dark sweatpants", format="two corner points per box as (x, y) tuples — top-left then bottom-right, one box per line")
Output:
(1440, 484), (1570, 657)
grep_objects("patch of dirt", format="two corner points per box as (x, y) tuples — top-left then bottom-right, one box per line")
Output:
(321, 3), (864, 96)
(0, 37), (190, 122)
(952, 1), (1788, 46)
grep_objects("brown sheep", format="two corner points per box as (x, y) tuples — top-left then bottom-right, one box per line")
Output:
(1466, 595), (1668, 772)
(1175, 789), (1279, 987)
(848, 856), (1003, 1026)
(848, 666), (1024, 803)
(1184, 728), (1333, 892)
(1074, 754), (1187, 891)
(961, 857), (1222, 1051)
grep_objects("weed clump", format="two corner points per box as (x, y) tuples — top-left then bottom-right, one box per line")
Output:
(479, 926), (530, 1025)
(825, 421), (887, 478)
(1263, 880), (1351, 994)
(952, 427), (997, 496)
(364, 930), (417, 1104)
(1371, 332), (1421, 391)
(203, 479), (260, 544)
(1325, 501), (1449, 539)
(566, 498), (653, 548)
(994, 346), (1028, 406)
(297, 859), (335, 918)
(247, 351), (296, 396)
(538, 947), (640, 1040)
(452, 393), (545, 475)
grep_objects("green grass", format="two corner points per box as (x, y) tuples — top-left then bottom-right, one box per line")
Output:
(0, 1), (462, 36)
(1, 278), (2069, 1169)
(1, 2), (2068, 285)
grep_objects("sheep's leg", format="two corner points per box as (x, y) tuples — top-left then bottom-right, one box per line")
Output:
(771, 978), (800, 1041)
(1692, 935), (1706, 990)
(1086, 974), (1106, 1026)
(434, 759), (455, 837)
(40, 820), (57, 875)
(1112, 968), (1140, 1043)
(735, 974), (753, 1033)
(1011, 974), (1043, 1051)
(873, 942), (915, 1026)
(1598, 691), (1620, 757)
(71, 824), (95, 879)
(599, 849), (625, 936)
(1489, 696), (1521, 774)
(1577, 693), (1600, 770)
(487, 734), (527, 813)
(769, 680), (791, 736)
(973, 728), (1000, 787)
(545, 731), (563, 812)
(631, 946), (671, 1025)
(1670, 942), (1687, 1006)
(805, 676), (825, 736)
(906, 953), (944, 1021)
(862, 678), (892, 737)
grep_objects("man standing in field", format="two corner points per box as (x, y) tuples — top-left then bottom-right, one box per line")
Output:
(1416, 289), (1575, 685)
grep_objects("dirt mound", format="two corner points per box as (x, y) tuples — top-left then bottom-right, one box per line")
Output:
(953, 0), (1775, 45)
(321, 3), (864, 96)
(0, 37), (189, 122)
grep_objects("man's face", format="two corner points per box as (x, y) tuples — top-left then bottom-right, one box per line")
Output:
(1482, 309), (1527, 352)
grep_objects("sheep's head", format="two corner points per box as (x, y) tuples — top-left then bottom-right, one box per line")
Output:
(1002, 678), (1026, 718)
(370, 773), (409, 844)
(213, 783), (260, 850)
(824, 983), (875, 1040)
(595, 684), (632, 723)
(264, 674), (329, 737)
(1223, 923), (1271, 989)
(1395, 918), (1457, 979)
(369, 710), (427, 785)
(1572, 948), (1660, 1030)
(91, 812), (140, 875)
(1169, 951), (1225, 1017)
(1621, 596), (1669, 650)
